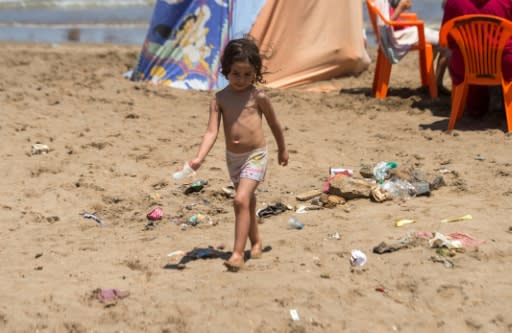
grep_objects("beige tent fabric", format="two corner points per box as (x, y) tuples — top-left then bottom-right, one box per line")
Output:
(250, 0), (370, 88)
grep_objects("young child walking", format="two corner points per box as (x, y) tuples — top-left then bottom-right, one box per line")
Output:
(185, 37), (288, 272)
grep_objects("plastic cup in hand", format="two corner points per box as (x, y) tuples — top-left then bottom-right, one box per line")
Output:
(173, 161), (196, 180)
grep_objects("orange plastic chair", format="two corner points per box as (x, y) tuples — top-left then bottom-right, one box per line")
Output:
(440, 14), (512, 132)
(365, 0), (438, 99)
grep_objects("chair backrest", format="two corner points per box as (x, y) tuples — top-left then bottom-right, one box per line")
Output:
(440, 14), (512, 85)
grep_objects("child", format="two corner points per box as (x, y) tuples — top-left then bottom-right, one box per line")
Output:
(185, 37), (289, 272)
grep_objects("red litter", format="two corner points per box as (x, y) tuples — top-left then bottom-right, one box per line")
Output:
(147, 207), (164, 221)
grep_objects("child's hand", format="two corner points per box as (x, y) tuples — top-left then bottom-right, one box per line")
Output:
(188, 158), (202, 170)
(278, 149), (289, 166)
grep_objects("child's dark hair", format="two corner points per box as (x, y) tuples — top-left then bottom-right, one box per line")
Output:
(221, 37), (264, 84)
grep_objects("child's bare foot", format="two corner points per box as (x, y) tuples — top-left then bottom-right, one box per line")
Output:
(250, 242), (263, 259)
(224, 253), (244, 272)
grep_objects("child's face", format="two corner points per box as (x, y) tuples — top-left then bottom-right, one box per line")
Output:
(227, 61), (256, 91)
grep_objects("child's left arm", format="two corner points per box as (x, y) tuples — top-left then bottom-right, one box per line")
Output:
(257, 91), (289, 166)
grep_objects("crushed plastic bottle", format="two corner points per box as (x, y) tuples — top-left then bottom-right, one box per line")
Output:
(288, 217), (304, 230)
(373, 161), (398, 183)
(184, 179), (208, 194)
(382, 177), (416, 200)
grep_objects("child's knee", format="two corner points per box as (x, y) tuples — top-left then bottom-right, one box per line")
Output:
(233, 193), (251, 209)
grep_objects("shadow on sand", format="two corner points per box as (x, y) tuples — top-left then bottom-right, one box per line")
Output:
(163, 245), (272, 270)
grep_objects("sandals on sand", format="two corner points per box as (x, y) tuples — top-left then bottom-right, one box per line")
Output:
(256, 202), (289, 218)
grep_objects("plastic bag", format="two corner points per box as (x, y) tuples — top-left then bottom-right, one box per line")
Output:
(382, 177), (416, 200)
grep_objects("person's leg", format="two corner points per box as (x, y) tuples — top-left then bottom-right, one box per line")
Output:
(248, 191), (262, 258)
(436, 51), (450, 95)
(225, 178), (260, 270)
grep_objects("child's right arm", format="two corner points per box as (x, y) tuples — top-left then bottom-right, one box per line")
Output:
(189, 98), (221, 170)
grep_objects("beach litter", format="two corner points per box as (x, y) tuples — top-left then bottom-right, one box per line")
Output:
(350, 249), (367, 267)
(295, 204), (323, 214)
(329, 167), (353, 177)
(289, 309), (300, 321)
(221, 184), (235, 198)
(394, 219), (416, 227)
(94, 288), (130, 306)
(257, 202), (290, 218)
(327, 232), (341, 240)
(167, 250), (187, 260)
(79, 212), (106, 227)
(373, 233), (420, 254)
(184, 179), (208, 194)
(430, 255), (454, 268)
(441, 214), (472, 223)
(31, 143), (49, 155)
(429, 232), (483, 249)
(288, 217), (304, 230)
(148, 192), (161, 201)
(187, 213), (214, 226)
(147, 207), (164, 221)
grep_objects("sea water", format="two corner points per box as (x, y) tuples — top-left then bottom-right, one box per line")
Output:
(0, 0), (154, 44)
(0, 0), (444, 45)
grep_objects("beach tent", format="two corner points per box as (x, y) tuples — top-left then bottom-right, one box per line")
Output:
(131, 0), (370, 90)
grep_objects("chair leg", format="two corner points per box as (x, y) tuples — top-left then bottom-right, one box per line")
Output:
(448, 83), (468, 131)
(502, 81), (512, 132)
(419, 45), (437, 98)
(374, 49), (392, 99)
(419, 49), (427, 86)
(457, 84), (469, 121)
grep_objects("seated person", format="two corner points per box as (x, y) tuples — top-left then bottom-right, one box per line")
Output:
(377, 0), (450, 95)
(443, 0), (512, 116)
(390, 0), (451, 95)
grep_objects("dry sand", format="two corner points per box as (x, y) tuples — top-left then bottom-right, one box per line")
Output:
(1, 42), (511, 333)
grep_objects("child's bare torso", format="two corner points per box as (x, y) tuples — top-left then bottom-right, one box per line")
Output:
(216, 85), (266, 154)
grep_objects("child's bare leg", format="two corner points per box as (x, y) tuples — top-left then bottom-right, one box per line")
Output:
(225, 178), (259, 269)
(248, 192), (262, 258)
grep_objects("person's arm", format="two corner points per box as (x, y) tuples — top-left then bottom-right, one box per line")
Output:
(390, 0), (412, 21)
(189, 98), (221, 170)
(257, 91), (288, 166)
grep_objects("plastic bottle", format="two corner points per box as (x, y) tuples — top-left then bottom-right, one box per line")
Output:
(184, 179), (208, 194)
(173, 161), (196, 180)
(382, 177), (416, 200)
(288, 217), (304, 230)
(373, 161), (398, 183)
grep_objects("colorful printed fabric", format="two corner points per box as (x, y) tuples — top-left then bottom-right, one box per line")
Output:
(131, 0), (232, 90)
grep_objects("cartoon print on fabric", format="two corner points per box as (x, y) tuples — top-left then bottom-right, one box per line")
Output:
(144, 4), (214, 87)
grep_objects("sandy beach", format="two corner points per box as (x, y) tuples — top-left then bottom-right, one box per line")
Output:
(1, 41), (511, 333)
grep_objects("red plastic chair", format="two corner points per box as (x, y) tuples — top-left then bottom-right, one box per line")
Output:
(440, 14), (512, 132)
(365, 0), (438, 99)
